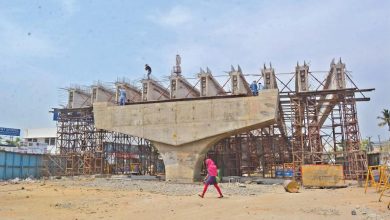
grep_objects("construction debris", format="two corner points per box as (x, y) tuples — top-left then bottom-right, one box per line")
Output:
(283, 180), (299, 193)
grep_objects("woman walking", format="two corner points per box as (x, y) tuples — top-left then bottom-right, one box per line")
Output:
(199, 158), (223, 198)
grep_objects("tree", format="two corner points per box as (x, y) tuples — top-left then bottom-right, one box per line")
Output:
(4, 137), (21, 147)
(360, 139), (369, 151)
(377, 109), (390, 132)
(360, 137), (374, 152)
(13, 137), (21, 147)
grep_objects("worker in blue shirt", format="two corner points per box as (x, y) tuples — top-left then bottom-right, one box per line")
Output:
(258, 82), (263, 92)
(119, 87), (127, 105)
(250, 81), (258, 96)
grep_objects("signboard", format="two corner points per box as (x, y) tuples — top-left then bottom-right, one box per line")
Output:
(52, 110), (59, 121)
(302, 165), (345, 187)
(0, 127), (21, 136)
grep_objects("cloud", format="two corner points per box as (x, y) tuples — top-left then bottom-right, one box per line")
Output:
(149, 5), (192, 27)
(145, 1), (389, 140)
(0, 18), (61, 58)
(162, 1), (389, 71)
(59, 0), (79, 17)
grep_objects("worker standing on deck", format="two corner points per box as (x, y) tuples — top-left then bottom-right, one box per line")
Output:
(198, 158), (223, 198)
(119, 87), (127, 106)
(250, 80), (258, 96)
(258, 82), (263, 92)
(145, 64), (152, 79)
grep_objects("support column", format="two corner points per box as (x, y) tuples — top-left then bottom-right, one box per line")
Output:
(153, 136), (223, 183)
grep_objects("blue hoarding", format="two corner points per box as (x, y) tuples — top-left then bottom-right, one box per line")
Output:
(0, 151), (43, 180)
(0, 127), (21, 136)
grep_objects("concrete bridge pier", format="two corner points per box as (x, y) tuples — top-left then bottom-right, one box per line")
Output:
(154, 136), (223, 182)
(93, 89), (279, 183)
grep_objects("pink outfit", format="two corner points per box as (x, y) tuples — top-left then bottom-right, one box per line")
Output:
(199, 159), (223, 198)
(206, 159), (218, 176)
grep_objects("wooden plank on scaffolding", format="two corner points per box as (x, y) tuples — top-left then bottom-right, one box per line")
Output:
(302, 165), (345, 187)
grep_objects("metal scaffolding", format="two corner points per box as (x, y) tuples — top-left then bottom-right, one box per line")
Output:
(49, 57), (373, 182)
(44, 107), (164, 176)
(206, 132), (262, 177)
(206, 60), (372, 181)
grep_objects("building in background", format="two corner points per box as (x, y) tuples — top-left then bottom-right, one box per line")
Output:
(367, 140), (390, 166)
(1, 142), (48, 154)
(23, 128), (57, 154)
(0, 127), (51, 154)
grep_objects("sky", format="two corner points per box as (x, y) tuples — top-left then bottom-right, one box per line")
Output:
(0, 0), (389, 141)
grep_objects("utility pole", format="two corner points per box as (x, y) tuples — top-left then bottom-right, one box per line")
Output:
(378, 135), (382, 151)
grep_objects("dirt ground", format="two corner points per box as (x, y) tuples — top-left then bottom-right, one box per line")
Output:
(0, 177), (389, 220)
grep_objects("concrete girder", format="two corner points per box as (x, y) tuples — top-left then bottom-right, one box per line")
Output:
(141, 79), (170, 101)
(229, 66), (251, 95)
(198, 68), (226, 97)
(170, 75), (200, 99)
(93, 89), (279, 182)
(317, 59), (347, 127)
(115, 82), (142, 103)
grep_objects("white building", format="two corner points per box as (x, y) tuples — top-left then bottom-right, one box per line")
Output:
(1, 142), (48, 154)
(23, 128), (57, 154)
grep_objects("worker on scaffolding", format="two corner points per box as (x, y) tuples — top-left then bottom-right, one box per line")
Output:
(145, 64), (152, 79)
(258, 82), (263, 92)
(250, 80), (258, 96)
(119, 87), (127, 106)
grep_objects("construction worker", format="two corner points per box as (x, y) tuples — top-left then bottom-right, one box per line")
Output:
(119, 87), (126, 105)
(145, 64), (152, 79)
(258, 82), (263, 92)
(250, 80), (258, 96)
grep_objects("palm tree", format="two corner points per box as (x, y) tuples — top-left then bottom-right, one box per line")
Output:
(4, 137), (21, 147)
(377, 109), (390, 132)
(13, 137), (21, 147)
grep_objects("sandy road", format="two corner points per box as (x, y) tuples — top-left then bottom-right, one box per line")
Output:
(0, 178), (389, 220)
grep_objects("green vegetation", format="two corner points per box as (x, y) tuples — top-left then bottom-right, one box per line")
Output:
(360, 138), (374, 151)
(0, 137), (21, 147)
(377, 109), (390, 132)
